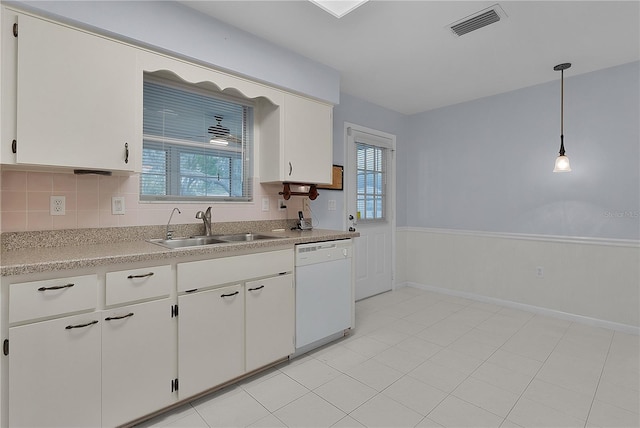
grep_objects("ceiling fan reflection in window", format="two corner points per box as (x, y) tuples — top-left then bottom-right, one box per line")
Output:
(208, 115), (241, 146)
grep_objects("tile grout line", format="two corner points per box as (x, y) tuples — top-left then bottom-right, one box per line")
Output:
(360, 295), (530, 427)
(361, 292), (541, 426)
(500, 318), (577, 427)
(436, 306), (539, 427)
(582, 330), (615, 428)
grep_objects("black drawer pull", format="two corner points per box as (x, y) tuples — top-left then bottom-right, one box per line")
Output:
(38, 283), (74, 291)
(248, 285), (265, 292)
(65, 320), (98, 330)
(105, 312), (134, 321)
(127, 272), (154, 279)
(220, 291), (239, 298)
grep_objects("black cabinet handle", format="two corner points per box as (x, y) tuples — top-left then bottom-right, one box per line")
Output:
(38, 283), (74, 291)
(220, 291), (239, 298)
(65, 320), (98, 330)
(127, 272), (154, 279)
(105, 312), (134, 321)
(248, 285), (265, 292)
(289, 162), (292, 176)
(124, 142), (129, 164)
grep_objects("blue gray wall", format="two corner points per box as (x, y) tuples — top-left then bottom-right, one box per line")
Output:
(404, 62), (639, 240)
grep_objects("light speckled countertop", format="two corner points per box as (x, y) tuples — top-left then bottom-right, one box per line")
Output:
(1, 224), (358, 276)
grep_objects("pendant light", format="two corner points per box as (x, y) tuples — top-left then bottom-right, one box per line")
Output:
(553, 63), (572, 172)
(208, 115), (229, 146)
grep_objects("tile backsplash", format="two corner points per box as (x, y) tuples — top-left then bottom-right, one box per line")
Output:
(0, 170), (301, 232)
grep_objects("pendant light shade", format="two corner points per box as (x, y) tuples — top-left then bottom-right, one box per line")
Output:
(554, 154), (571, 172)
(553, 63), (572, 172)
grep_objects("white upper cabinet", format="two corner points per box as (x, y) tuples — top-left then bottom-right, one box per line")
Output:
(8, 13), (138, 172)
(259, 93), (333, 184)
(1, 9), (333, 180)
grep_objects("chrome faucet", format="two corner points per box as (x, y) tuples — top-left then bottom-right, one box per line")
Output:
(166, 207), (181, 239)
(195, 206), (212, 236)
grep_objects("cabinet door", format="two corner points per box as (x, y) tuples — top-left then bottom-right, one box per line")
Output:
(283, 94), (332, 184)
(102, 299), (175, 427)
(15, 14), (137, 171)
(9, 314), (101, 428)
(245, 274), (294, 372)
(178, 284), (244, 399)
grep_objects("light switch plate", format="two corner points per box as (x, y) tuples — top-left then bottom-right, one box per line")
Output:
(328, 199), (336, 211)
(261, 197), (270, 212)
(112, 196), (125, 215)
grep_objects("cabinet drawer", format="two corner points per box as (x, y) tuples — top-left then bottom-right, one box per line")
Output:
(177, 249), (293, 292)
(106, 265), (172, 306)
(9, 274), (97, 324)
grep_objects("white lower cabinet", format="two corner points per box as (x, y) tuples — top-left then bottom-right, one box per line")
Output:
(178, 284), (244, 399)
(245, 274), (295, 372)
(3, 249), (296, 426)
(101, 299), (175, 427)
(9, 313), (102, 428)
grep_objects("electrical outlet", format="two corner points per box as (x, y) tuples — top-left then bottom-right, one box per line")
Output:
(328, 199), (336, 211)
(261, 197), (270, 212)
(536, 266), (544, 278)
(112, 196), (125, 215)
(303, 197), (310, 213)
(50, 196), (65, 216)
(278, 198), (287, 211)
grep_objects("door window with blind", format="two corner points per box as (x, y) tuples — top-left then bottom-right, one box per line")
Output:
(356, 142), (387, 221)
(141, 74), (253, 202)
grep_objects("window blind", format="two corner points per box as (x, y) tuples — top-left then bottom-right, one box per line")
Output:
(141, 75), (253, 201)
(356, 142), (386, 221)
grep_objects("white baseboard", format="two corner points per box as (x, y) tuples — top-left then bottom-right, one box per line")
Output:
(398, 281), (640, 336)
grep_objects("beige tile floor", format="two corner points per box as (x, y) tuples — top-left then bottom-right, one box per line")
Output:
(137, 287), (640, 428)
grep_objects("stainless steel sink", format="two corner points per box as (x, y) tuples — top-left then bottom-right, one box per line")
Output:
(212, 233), (282, 242)
(148, 233), (283, 249)
(148, 236), (227, 249)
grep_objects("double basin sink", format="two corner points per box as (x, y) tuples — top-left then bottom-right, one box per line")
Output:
(148, 233), (284, 249)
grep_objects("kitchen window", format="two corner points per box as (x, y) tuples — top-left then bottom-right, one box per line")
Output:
(356, 142), (386, 221)
(141, 75), (253, 202)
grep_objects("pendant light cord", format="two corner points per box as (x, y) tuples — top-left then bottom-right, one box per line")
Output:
(553, 62), (571, 171)
(560, 68), (564, 141)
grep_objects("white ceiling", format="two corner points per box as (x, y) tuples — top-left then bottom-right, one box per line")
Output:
(181, 1), (639, 115)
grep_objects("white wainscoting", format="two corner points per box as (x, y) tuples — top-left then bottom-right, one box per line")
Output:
(397, 227), (639, 334)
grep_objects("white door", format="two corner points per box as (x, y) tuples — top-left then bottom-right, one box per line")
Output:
(345, 123), (396, 300)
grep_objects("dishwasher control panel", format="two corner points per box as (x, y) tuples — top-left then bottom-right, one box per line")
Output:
(295, 239), (352, 266)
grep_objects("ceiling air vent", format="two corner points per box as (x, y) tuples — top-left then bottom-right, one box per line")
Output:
(449, 4), (507, 37)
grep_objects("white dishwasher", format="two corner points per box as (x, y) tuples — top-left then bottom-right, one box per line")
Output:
(295, 239), (353, 354)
